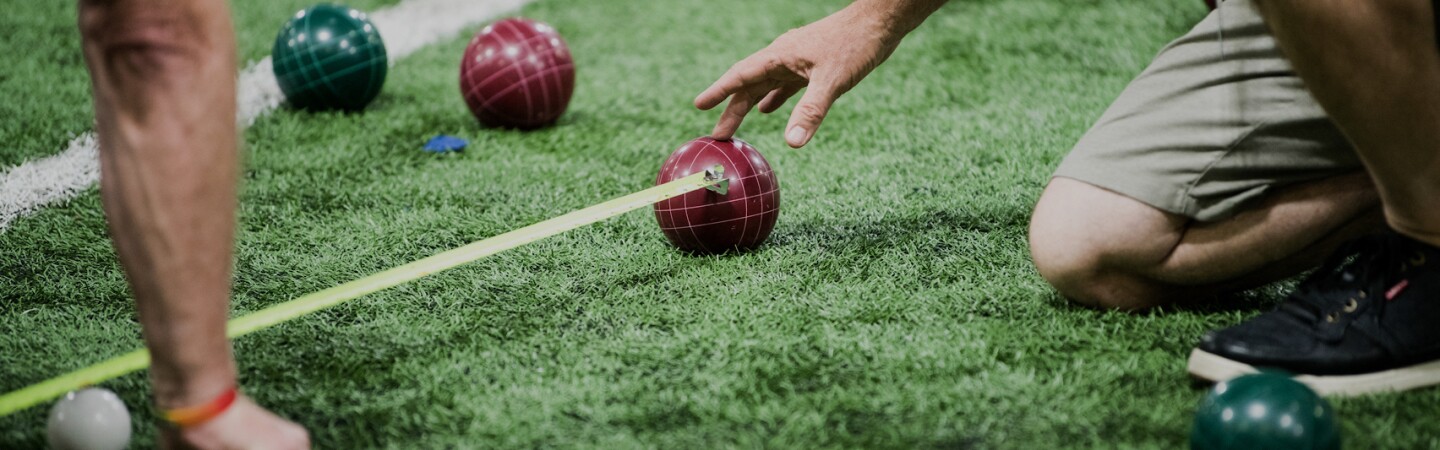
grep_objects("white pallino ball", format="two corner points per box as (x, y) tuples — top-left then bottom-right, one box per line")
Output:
(47, 388), (132, 450)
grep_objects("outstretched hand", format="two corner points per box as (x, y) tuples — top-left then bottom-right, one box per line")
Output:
(695, 6), (906, 148)
(164, 395), (310, 450)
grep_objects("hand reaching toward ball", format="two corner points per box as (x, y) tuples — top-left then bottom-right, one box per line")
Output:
(695, 0), (947, 148)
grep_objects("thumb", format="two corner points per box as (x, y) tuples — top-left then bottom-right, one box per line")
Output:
(785, 81), (839, 148)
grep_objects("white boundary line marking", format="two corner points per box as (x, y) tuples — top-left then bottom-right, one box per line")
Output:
(0, 0), (531, 231)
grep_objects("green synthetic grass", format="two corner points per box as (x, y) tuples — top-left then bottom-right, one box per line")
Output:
(3, 0), (1439, 447)
(0, 0), (93, 168)
(0, 0), (401, 168)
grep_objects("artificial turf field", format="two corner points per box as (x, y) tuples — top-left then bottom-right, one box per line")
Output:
(3, 0), (1440, 447)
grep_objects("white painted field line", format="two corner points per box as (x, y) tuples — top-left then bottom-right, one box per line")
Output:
(0, 136), (100, 230)
(0, 0), (532, 231)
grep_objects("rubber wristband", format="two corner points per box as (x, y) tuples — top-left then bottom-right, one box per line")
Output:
(162, 386), (238, 428)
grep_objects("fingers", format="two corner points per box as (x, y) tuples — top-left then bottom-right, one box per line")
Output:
(710, 91), (758, 140)
(695, 56), (774, 110)
(757, 85), (801, 114)
(171, 396), (312, 449)
(279, 422), (312, 450)
(785, 81), (839, 148)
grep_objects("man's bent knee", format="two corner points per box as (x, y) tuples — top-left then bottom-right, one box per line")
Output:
(1029, 178), (1186, 310)
(1029, 224), (1169, 310)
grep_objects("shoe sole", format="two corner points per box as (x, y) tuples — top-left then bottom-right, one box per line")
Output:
(1187, 349), (1440, 396)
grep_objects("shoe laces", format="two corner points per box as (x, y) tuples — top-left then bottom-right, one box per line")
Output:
(1280, 233), (1423, 328)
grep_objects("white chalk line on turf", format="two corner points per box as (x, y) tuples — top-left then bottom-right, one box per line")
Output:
(0, 0), (533, 231)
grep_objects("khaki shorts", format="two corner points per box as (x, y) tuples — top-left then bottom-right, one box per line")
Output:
(1054, 0), (1360, 222)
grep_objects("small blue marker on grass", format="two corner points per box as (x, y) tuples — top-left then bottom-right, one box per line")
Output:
(424, 135), (468, 153)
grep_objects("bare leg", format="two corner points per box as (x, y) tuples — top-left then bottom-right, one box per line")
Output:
(78, 0), (306, 447)
(1029, 174), (1383, 310)
(1250, 0), (1440, 245)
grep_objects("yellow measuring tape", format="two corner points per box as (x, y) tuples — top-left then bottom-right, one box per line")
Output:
(0, 166), (726, 417)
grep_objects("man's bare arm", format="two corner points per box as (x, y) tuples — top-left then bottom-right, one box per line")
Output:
(77, 0), (307, 447)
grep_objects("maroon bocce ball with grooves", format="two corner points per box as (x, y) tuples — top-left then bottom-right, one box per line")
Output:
(459, 18), (575, 129)
(654, 137), (780, 254)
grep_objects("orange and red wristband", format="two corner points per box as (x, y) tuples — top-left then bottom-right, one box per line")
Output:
(161, 385), (238, 428)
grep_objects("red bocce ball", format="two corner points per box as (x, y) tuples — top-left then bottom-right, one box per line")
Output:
(654, 137), (781, 254)
(459, 18), (575, 129)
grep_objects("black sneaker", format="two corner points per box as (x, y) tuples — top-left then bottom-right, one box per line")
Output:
(1187, 231), (1440, 396)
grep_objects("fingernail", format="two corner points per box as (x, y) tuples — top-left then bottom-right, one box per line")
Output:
(786, 126), (808, 146)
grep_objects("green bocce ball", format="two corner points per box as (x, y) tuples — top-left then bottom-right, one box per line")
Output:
(272, 4), (387, 111)
(1191, 373), (1340, 450)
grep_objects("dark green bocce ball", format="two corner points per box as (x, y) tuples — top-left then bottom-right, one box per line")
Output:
(272, 4), (387, 111)
(1191, 373), (1340, 450)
